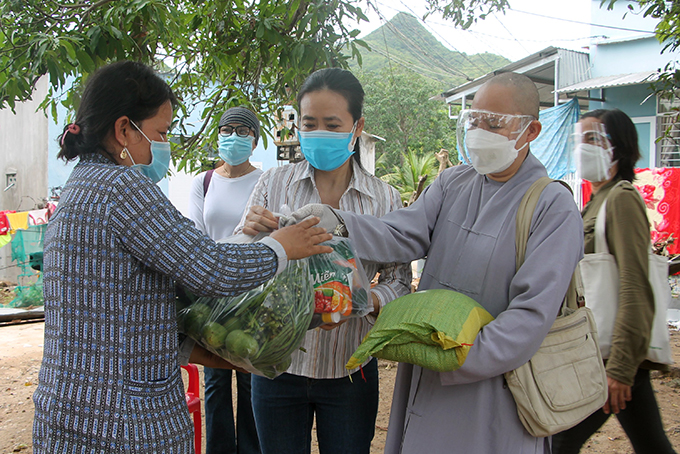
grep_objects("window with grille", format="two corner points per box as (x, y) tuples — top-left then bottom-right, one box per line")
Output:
(657, 96), (680, 168)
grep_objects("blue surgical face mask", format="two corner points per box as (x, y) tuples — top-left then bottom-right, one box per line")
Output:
(129, 120), (171, 183)
(218, 133), (255, 166)
(298, 123), (357, 172)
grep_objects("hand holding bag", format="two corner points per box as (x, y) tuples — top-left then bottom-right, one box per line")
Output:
(504, 177), (608, 438)
(579, 181), (673, 365)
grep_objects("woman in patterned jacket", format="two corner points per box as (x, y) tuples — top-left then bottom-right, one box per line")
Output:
(32, 61), (332, 454)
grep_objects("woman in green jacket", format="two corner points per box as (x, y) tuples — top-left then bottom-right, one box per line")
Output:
(552, 109), (675, 454)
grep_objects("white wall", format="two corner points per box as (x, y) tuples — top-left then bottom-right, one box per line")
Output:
(591, 0), (658, 42)
(167, 164), (197, 218)
(0, 77), (50, 283)
(590, 0), (680, 77)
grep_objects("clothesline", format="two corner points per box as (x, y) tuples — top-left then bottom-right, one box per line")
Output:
(0, 203), (57, 249)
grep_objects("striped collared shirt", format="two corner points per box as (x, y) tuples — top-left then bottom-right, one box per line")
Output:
(237, 159), (412, 378)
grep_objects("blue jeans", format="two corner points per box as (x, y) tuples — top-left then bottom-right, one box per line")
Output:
(251, 358), (379, 454)
(204, 367), (261, 454)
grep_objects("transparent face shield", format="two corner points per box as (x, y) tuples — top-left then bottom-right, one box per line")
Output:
(456, 109), (535, 166)
(570, 121), (614, 182)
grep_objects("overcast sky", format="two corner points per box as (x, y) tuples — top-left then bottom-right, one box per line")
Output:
(355, 0), (657, 62)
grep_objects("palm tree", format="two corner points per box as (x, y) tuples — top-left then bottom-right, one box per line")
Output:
(379, 148), (438, 206)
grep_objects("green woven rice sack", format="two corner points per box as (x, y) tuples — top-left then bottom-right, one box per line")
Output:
(346, 289), (494, 372)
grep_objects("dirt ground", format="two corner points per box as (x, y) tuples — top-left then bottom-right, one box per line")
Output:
(3, 322), (680, 454)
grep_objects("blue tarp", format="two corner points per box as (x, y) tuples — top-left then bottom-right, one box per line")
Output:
(532, 98), (581, 180)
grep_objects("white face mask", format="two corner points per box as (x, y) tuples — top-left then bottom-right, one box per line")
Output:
(576, 143), (613, 183)
(464, 125), (530, 175)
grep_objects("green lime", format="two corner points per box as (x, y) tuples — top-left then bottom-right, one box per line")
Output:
(202, 322), (228, 349)
(181, 303), (212, 337)
(225, 330), (260, 358)
(222, 317), (243, 334)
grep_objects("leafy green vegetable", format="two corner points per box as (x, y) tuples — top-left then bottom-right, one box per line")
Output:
(177, 259), (313, 378)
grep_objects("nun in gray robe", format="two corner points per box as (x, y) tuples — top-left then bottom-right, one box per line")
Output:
(339, 153), (583, 453)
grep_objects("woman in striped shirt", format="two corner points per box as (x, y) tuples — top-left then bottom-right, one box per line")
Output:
(238, 68), (412, 454)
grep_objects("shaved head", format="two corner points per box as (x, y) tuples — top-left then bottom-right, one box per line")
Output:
(476, 72), (540, 118)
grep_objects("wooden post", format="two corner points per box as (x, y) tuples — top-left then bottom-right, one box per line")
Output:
(435, 148), (453, 176)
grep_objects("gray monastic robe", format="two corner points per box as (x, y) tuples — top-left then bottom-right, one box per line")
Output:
(340, 153), (583, 453)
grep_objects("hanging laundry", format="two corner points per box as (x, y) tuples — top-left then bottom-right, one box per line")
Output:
(6, 211), (29, 232)
(0, 210), (14, 235)
(28, 209), (49, 226)
(580, 168), (680, 256)
(634, 167), (680, 255)
(0, 233), (10, 249)
(46, 202), (58, 220)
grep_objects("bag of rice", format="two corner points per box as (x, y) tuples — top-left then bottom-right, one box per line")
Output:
(346, 289), (494, 372)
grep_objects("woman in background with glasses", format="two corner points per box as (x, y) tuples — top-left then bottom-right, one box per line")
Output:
(187, 107), (264, 454)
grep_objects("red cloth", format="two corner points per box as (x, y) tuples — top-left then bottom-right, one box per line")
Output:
(0, 210), (15, 236)
(581, 181), (592, 207)
(634, 168), (680, 256)
(579, 169), (680, 255)
(46, 202), (57, 220)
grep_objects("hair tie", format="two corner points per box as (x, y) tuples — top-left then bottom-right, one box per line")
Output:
(61, 123), (81, 146)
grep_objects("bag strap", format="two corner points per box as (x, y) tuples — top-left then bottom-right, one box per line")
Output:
(515, 177), (583, 312)
(515, 177), (571, 268)
(593, 199), (609, 254)
(203, 169), (215, 197)
(593, 180), (640, 255)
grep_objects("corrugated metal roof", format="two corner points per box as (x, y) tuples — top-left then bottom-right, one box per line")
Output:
(555, 70), (659, 94)
(442, 47), (560, 99)
(555, 48), (591, 90)
(594, 34), (656, 46)
(441, 47), (590, 106)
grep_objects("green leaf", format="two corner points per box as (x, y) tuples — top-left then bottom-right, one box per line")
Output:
(76, 50), (96, 73)
(88, 26), (102, 51)
(46, 59), (60, 87)
(61, 41), (77, 61)
(109, 26), (124, 40)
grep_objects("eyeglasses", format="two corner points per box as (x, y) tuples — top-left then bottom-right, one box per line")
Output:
(219, 125), (251, 137)
(459, 109), (535, 135)
(571, 122), (612, 150)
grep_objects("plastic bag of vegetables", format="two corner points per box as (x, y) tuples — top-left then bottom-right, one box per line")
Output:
(307, 236), (372, 328)
(177, 258), (314, 379)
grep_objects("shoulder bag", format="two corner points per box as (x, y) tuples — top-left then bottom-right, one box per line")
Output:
(579, 181), (673, 365)
(504, 177), (608, 438)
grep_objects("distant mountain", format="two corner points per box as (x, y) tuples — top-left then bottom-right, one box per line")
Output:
(351, 12), (510, 90)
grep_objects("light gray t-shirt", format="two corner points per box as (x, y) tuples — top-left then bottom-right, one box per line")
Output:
(187, 168), (263, 240)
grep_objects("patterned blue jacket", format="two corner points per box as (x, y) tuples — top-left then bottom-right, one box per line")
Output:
(33, 153), (279, 453)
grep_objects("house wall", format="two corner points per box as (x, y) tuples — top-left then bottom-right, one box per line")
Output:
(590, 0), (659, 46)
(0, 77), (50, 283)
(586, 0), (680, 169)
(47, 86), (76, 193)
(589, 84), (657, 168)
(590, 38), (675, 78)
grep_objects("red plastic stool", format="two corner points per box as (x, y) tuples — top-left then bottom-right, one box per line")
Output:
(182, 364), (202, 454)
